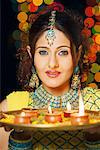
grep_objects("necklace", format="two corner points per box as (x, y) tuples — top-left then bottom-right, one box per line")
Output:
(29, 85), (79, 109)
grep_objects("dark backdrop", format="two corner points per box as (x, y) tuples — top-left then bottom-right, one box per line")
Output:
(1, 0), (19, 101)
(1, 0), (86, 101)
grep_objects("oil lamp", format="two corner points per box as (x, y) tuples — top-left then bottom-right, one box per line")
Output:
(64, 101), (72, 117)
(14, 112), (31, 124)
(45, 103), (62, 123)
(70, 91), (89, 125)
(22, 108), (38, 118)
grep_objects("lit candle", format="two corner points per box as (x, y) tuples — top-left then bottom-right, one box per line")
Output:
(48, 102), (52, 114)
(64, 102), (72, 117)
(70, 91), (89, 125)
(67, 101), (71, 112)
(45, 102), (62, 123)
(14, 112), (31, 124)
(64, 102), (78, 117)
(21, 112), (26, 116)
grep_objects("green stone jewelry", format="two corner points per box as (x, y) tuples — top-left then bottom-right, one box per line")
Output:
(29, 85), (79, 110)
(29, 66), (39, 89)
(45, 10), (56, 46)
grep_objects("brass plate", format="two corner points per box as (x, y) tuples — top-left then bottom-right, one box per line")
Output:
(0, 109), (100, 131)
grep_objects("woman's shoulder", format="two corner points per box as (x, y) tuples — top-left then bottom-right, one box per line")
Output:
(82, 87), (100, 111)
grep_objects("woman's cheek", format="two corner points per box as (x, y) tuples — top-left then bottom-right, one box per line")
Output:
(35, 62), (47, 74)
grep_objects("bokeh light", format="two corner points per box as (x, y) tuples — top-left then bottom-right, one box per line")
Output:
(91, 63), (100, 73)
(17, 0), (26, 3)
(32, 0), (43, 6)
(88, 83), (98, 88)
(19, 22), (29, 32)
(94, 72), (100, 82)
(95, 34), (100, 44)
(81, 28), (91, 37)
(12, 30), (21, 40)
(84, 17), (95, 28)
(17, 12), (28, 22)
(85, 6), (94, 17)
(20, 2), (29, 12)
(28, 2), (38, 12)
(86, 72), (94, 83)
(44, 0), (54, 5)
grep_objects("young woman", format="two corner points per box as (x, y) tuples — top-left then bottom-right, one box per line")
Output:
(0, 4), (100, 149)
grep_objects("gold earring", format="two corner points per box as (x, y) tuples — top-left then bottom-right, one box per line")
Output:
(71, 65), (81, 90)
(29, 72), (39, 89)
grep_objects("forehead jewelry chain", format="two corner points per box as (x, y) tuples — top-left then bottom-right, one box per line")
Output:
(45, 10), (56, 46)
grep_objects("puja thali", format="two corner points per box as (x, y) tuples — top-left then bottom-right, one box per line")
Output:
(0, 109), (100, 131)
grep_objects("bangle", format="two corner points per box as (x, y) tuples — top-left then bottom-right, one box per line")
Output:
(84, 140), (100, 149)
(8, 130), (33, 150)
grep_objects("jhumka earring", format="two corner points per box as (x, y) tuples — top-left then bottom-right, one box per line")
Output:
(29, 66), (39, 89)
(71, 65), (81, 90)
(45, 10), (56, 46)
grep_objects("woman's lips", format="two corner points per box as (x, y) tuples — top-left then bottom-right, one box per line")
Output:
(45, 71), (61, 78)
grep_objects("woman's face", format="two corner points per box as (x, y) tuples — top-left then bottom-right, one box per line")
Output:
(34, 29), (74, 91)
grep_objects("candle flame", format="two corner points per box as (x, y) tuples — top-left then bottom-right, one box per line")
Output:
(48, 103), (52, 114)
(79, 91), (84, 116)
(21, 112), (26, 116)
(67, 101), (71, 112)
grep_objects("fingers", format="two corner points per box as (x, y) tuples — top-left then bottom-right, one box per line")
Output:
(0, 123), (3, 127)
(0, 123), (13, 132)
(4, 126), (13, 132)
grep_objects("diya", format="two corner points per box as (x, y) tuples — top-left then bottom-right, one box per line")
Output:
(45, 104), (62, 123)
(14, 112), (31, 124)
(22, 108), (38, 118)
(70, 91), (89, 125)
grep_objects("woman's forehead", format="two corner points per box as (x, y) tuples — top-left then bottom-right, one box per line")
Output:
(35, 29), (71, 48)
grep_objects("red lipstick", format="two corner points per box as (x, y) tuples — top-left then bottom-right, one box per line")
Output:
(46, 70), (61, 78)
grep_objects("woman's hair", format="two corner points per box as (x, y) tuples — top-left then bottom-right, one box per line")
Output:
(16, 7), (89, 91)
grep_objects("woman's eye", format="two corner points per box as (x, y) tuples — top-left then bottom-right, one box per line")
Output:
(58, 50), (68, 56)
(39, 50), (48, 55)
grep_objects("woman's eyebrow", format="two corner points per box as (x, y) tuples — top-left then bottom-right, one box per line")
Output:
(35, 46), (49, 50)
(35, 45), (71, 52)
(57, 45), (71, 49)
(35, 45), (70, 50)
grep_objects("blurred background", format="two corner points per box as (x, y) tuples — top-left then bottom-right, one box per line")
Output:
(1, 0), (100, 101)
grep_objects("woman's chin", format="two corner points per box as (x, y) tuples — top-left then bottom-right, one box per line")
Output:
(43, 82), (63, 89)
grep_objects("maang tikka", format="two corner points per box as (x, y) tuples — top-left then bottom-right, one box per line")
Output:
(45, 10), (56, 46)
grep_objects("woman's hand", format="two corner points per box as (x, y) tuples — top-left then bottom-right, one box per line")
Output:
(4, 126), (13, 132)
(0, 123), (13, 132)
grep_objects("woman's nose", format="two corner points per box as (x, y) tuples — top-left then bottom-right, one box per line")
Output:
(48, 54), (59, 69)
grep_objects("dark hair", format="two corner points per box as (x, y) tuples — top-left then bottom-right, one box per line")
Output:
(30, 9), (83, 50)
(17, 8), (89, 91)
